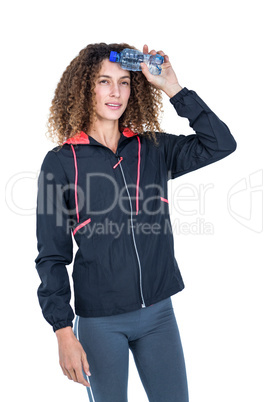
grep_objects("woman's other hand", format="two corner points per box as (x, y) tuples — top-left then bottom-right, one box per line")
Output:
(56, 327), (91, 387)
(141, 44), (183, 98)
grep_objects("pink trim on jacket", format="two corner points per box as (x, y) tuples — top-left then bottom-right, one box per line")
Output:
(73, 218), (92, 236)
(160, 196), (169, 204)
(70, 145), (79, 223)
(121, 127), (138, 138)
(63, 128), (137, 145)
(136, 136), (141, 215)
(63, 131), (90, 145)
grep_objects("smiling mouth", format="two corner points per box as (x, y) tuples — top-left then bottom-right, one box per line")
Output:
(105, 103), (122, 109)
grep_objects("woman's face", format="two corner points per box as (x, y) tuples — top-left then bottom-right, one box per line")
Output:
(93, 59), (131, 123)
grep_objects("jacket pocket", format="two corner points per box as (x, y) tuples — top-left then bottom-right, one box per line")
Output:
(73, 217), (92, 236)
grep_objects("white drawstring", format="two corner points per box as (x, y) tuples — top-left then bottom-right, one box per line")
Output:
(75, 316), (96, 402)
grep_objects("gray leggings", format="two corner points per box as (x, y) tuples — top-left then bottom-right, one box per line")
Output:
(73, 297), (189, 402)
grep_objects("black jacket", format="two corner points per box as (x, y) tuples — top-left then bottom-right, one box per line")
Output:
(35, 87), (237, 332)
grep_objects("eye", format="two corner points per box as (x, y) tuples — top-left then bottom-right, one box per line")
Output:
(99, 79), (109, 84)
(121, 81), (130, 86)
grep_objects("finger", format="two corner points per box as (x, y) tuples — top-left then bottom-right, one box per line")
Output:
(67, 368), (78, 383)
(143, 44), (149, 54)
(162, 54), (171, 67)
(140, 63), (155, 83)
(75, 367), (91, 387)
(82, 353), (91, 377)
(140, 62), (150, 77)
(61, 365), (72, 381)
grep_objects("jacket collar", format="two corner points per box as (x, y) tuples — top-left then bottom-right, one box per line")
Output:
(63, 127), (138, 145)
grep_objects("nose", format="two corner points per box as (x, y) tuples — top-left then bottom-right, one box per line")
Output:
(110, 83), (120, 97)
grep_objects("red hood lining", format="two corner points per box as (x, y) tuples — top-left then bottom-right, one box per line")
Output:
(63, 127), (137, 145)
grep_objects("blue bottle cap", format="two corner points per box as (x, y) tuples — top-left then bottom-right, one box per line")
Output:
(109, 51), (118, 62)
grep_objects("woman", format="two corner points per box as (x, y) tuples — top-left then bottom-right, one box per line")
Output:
(35, 42), (236, 402)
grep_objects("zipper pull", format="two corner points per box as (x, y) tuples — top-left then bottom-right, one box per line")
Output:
(113, 156), (123, 169)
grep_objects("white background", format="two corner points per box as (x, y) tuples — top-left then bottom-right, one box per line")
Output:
(1, 0), (267, 401)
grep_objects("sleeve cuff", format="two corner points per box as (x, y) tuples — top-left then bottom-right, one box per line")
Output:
(169, 87), (189, 104)
(53, 320), (73, 332)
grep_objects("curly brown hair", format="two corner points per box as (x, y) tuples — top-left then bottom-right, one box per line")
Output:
(46, 42), (164, 147)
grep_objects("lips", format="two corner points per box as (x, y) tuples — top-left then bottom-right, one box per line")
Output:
(105, 103), (122, 110)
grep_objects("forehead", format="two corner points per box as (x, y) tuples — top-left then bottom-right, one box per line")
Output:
(98, 59), (131, 78)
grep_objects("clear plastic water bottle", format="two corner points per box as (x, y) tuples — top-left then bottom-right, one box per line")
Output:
(109, 48), (164, 75)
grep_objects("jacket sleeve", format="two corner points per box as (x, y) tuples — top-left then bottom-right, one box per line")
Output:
(35, 150), (75, 332)
(161, 87), (237, 180)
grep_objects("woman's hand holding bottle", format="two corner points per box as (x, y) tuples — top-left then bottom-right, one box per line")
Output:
(140, 44), (183, 98)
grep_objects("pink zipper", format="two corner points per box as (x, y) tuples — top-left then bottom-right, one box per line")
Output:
(113, 157), (123, 169)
